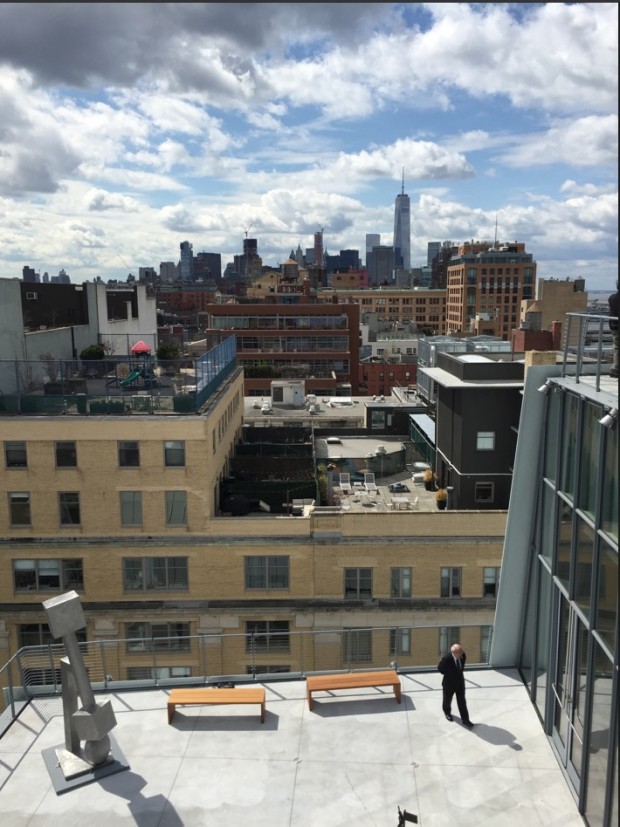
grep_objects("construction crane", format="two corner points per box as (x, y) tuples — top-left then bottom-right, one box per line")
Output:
(243, 223), (254, 238)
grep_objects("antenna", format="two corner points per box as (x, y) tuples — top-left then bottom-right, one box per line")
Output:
(494, 212), (498, 249)
(401, 166), (405, 195)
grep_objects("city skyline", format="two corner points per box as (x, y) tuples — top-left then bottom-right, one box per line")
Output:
(0, 3), (617, 289)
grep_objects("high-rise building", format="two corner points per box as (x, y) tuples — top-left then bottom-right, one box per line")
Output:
(179, 241), (193, 282)
(22, 266), (39, 283)
(365, 234), (380, 268)
(314, 231), (324, 269)
(393, 171), (410, 269)
(368, 245), (395, 286)
(427, 242), (442, 267)
(446, 241), (536, 340)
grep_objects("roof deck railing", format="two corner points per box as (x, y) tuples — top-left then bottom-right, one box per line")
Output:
(0, 622), (493, 736)
(562, 311), (616, 392)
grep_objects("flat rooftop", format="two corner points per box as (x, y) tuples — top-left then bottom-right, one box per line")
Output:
(0, 668), (582, 826)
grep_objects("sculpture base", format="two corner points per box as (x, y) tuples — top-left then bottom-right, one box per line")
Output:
(42, 735), (129, 794)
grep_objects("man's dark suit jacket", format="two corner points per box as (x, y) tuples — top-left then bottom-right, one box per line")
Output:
(437, 651), (466, 691)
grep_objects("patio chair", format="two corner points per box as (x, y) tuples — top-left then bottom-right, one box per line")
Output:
(339, 473), (352, 495)
(364, 472), (378, 493)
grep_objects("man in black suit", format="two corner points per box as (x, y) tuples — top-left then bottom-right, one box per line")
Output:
(437, 643), (474, 727)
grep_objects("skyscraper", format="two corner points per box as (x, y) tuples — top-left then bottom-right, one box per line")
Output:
(393, 170), (410, 269)
(179, 240), (193, 282)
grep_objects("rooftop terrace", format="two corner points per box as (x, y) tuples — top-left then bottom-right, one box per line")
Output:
(0, 669), (583, 826)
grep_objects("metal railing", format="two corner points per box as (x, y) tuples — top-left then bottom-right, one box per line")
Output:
(563, 312), (616, 392)
(0, 622), (493, 735)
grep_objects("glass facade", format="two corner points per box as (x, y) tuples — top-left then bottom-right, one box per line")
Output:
(504, 378), (618, 827)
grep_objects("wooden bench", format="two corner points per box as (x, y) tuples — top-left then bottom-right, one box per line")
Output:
(167, 687), (266, 724)
(306, 670), (401, 711)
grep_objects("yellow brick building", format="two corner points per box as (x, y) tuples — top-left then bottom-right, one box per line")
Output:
(0, 367), (503, 680)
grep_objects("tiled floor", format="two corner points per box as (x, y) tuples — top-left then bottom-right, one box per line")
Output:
(0, 668), (584, 826)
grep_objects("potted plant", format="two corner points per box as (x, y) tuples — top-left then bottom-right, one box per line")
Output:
(423, 469), (437, 491)
(435, 488), (448, 510)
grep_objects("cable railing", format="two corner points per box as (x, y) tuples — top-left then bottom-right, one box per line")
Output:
(0, 622), (493, 735)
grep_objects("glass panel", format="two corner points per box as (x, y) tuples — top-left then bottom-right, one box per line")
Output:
(5, 441), (27, 468)
(574, 519), (595, 619)
(601, 423), (618, 542)
(540, 484), (556, 565)
(9, 492), (31, 525)
(245, 557), (265, 589)
(55, 441), (77, 467)
(533, 566), (552, 720)
(165, 491), (187, 525)
(164, 441), (185, 467)
(62, 559), (83, 590)
(555, 499), (572, 590)
(268, 556), (289, 589)
(584, 639), (613, 825)
(37, 559), (60, 590)
(14, 561), (36, 590)
(560, 393), (578, 500)
(543, 389), (560, 483)
(595, 543), (617, 654)
(120, 491), (142, 526)
(118, 441), (139, 467)
(577, 402), (600, 519)
(553, 597), (570, 751)
(569, 619), (587, 779)
(59, 492), (80, 525)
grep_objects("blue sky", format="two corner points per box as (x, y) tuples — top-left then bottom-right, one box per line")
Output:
(0, 3), (616, 289)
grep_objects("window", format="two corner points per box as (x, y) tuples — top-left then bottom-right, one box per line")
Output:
(13, 559), (83, 592)
(440, 567), (461, 597)
(9, 492), (31, 526)
(19, 623), (86, 648)
(344, 567), (372, 598)
(127, 666), (191, 680)
(483, 567), (500, 597)
(343, 628), (372, 663)
(439, 626), (461, 654)
(125, 622), (190, 652)
(5, 441), (27, 468)
(475, 482), (494, 503)
(123, 557), (188, 591)
(165, 491), (187, 525)
(164, 441), (185, 467)
(391, 567), (412, 598)
(118, 440), (140, 467)
(246, 665), (290, 675)
(390, 628), (411, 656)
(244, 556), (289, 589)
(120, 491), (142, 526)
(245, 620), (290, 652)
(476, 431), (495, 451)
(59, 492), (80, 525)
(55, 441), (77, 468)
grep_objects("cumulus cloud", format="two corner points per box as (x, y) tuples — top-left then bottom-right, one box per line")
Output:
(85, 189), (141, 212)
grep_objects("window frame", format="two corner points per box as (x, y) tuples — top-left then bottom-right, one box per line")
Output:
(476, 431), (495, 451)
(475, 482), (495, 503)
(55, 441), (77, 468)
(58, 492), (81, 526)
(390, 627), (411, 656)
(8, 491), (31, 526)
(245, 620), (290, 653)
(164, 440), (186, 467)
(120, 491), (143, 526)
(123, 557), (188, 592)
(165, 490), (187, 526)
(483, 566), (500, 598)
(13, 558), (84, 592)
(344, 567), (373, 599)
(125, 621), (190, 653)
(5, 441), (27, 469)
(440, 566), (462, 597)
(118, 440), (140, 468)
(390, 567), (412, 598)
(244, 556), (290, 590)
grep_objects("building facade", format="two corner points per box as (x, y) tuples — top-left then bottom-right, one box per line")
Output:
(446, 241), (536, 340)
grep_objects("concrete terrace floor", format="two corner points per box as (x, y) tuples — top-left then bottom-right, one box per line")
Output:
(0, 668), (583, 827)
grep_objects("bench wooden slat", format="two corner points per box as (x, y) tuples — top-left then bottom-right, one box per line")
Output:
(306, 670), (401, 710)
(167, 688), (266, 724)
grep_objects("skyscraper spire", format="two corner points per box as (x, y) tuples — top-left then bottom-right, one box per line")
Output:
(402, 166), (405, 196)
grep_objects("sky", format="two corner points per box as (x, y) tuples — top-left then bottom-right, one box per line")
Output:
(0, 2), (617, 290)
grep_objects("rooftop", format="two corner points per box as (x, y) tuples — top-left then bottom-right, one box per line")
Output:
(0, 669), (583, 826)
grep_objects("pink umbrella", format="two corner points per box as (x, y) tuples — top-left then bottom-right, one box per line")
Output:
(130, 340), (151, 353)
